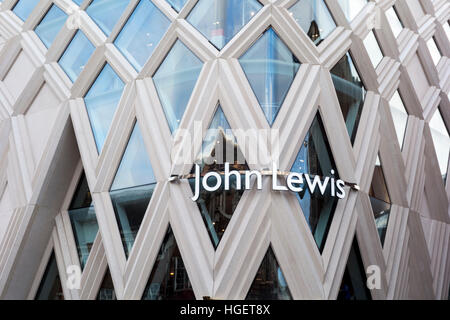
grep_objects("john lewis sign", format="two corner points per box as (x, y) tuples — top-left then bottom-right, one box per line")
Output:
(190, 162), (348, 202)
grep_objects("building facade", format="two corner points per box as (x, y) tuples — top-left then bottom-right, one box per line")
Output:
(0, 0), (449, 300)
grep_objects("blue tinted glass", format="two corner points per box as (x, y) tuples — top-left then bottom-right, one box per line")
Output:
(73, 0), (83, 5)
(69, 208), (98, 269)
(291, 113), (338, 252)
(114, 0), (171, 71)
(187, 0), (262, 50)
(110, 123), (156, 258)
(85, 64), (125, 152)
(68, 173), (99, 270)
(111, 124), (156, 191)
(289, 0), (336, 45)
(153, 40), (202, 133)
(331, 52), (366, 144)
(35, 5), (67, 48)
(166, 0), (187, 12)
(86, 0), (130, 35)
(240, 28), (300, 126)
(13, 0), (40, 21)
(110, 184), (155, 258)
(59, 30), (95, 82)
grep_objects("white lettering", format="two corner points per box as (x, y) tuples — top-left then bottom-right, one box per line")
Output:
(336, 179), (346, 199)
(272, 162), (287, 191)
(305, 174), (330, 195)
(286, 172), (303, 192)
(245, 170), (263, 190)
(366, 265), (381, 290)
(224, 162), (241, 190)
(189, 162), (347, 201)
(203, 171), (222, 192)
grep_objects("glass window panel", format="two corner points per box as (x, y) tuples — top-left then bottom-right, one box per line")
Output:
(84, 64), (125, 152)
(97, 269), (117, 300)
(187, 0), (263, 50)
(389, 91), (408, 150)
(59, 30), (95, 82)
(369, 156), (391, 245)
(142, 226), (195, 300)
(12, 0), (40, 21)
(166, 0), (187, 12)
(114, 0), (171, 71)
(35, 252), (64, 300)
(288, 0), (336, 45)
(86, 0), (130, 36)
(68, 173), (99, 270)
(338, 237), (371, 300)
(73, 0), (83, 5)
(111, 124), (156, 190)
(385, 6), (403, 38)
(426, 37), (441, 66)
(291, 113), (339, 252)
(240, 28), (301, 126)
(430, 109), (450, 181)
(363, 31), (384, 68)
(337, 0), (368, 21)
(110, 123), (156, 258)
(246, 247), (292, 300)
(34, 5), (67, 48)
(189, 106), (248, 249)
(110, 184), (155, 258)
(153, 40), (203, 133)
(331, 52), (366, 144)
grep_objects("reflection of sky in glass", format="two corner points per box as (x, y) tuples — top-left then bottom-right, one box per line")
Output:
(86, 0), (130, 36)
(59, 30), (95, 82)
(114, 0), (170, 71)
(13, 0), (40, 21)
(337, 0), (367, 21)
(288, 0), (336, 45)
(363, 31), (383, 68)
(389, 91), (408, 149)
(153, 40), (203, 133)
(430, 110), (450, 177)
(111, 123), (156, 191)
(85, 64), (125, 153)
(187, 0), (263, 50)
(386, 7), (403, 38)
(34, 5), (67, 48)
(426, 38), (441, 66)
(166, 0), (188, 12)
(240, 28), (300, 126)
